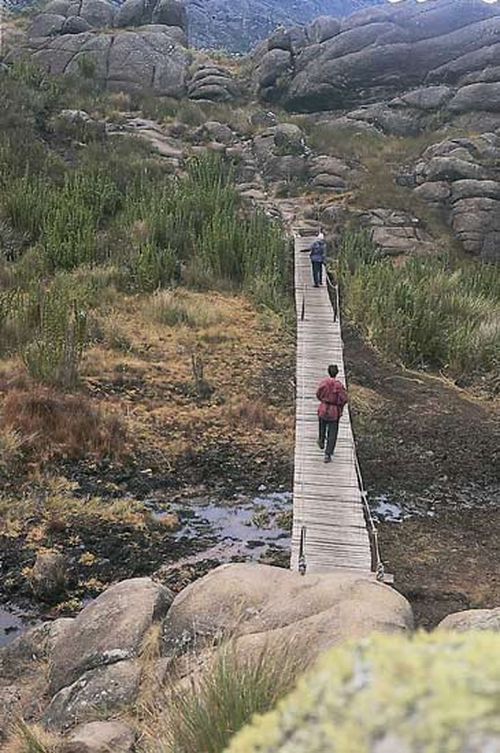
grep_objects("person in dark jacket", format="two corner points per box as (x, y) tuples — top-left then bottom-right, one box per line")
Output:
(316, 364), (348, 463)
(309, 232), (327, 287)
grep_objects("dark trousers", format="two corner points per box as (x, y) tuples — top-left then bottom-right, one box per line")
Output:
(312, 261), (323, 286)
(319, 418), (339, 458)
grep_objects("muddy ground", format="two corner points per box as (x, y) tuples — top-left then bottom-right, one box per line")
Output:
(345, 324), (500, 629)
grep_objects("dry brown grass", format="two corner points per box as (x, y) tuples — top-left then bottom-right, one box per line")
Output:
(3, 721), (59, 753)
(225, 399), (280, 431)
(0, 387), (127, 464)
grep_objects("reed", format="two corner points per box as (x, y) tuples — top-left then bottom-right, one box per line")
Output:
(338, 230), (500, 380)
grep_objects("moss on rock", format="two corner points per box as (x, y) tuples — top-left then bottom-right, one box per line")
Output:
(225, 632), (500, 753)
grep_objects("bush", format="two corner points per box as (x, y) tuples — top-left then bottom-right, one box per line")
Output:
(22, 286), (88, 389)
(338, 230), (500, 380)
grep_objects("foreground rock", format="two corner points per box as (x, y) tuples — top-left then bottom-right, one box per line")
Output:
(162, 563), (413, 659)
(438, 607), (500, 632)
(49, 577), (172, 695)
(0, 618), (73, 741)
(227, 632), (500, 753)
(44, 660), (142, 730)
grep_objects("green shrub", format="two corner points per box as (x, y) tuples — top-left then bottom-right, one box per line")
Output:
(22, 285), (88, 388)
(135, 244), (178, 292)
(338, 230), (500, 380)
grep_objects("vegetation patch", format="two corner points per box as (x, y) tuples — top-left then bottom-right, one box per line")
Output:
(338, 231), (500, 386)
(141, 639), (308, 753)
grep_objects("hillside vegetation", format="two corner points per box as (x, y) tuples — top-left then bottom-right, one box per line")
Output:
(0, 62), (295, 613)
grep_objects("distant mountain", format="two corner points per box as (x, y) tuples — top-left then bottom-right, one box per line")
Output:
(2, 0), (384, 51)
(187, 0), (384, 51)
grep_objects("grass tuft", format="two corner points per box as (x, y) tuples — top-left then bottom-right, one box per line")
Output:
(142, 638), (308, 753)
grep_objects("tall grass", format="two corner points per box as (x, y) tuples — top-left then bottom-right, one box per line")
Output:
(143, 639), (308, 753)
(338, 231), (500, 380)
(0, 62), (290, 388)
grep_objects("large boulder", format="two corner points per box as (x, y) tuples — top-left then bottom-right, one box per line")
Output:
(115, 0), (187, 33)
(49, 577), (173, 695)
(16, 27), (191, 98)
(448, 82), (500, 113)
(39, 0), (116, 29)
(188, 63), (239, 102)
(252, 0), (500, 112)
(44, 661), (141, 730)
(226, 632), (500, 753)
(29, 13), (65, 37)
(161, 563), (413, 660)
(438, 607), (500, 632)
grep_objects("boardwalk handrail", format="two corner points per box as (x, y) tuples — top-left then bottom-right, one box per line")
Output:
(355, 455), (385, 581)
(327, 268), (385, 580)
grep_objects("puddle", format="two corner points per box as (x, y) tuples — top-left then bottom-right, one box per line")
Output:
(371, 495), (405, 523)
(151, 490), (293, 574)
(0, 606), (39, 648)
(370, 493), (437, 523)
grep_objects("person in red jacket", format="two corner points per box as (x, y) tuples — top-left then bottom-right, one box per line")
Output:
(316, 364), (348, 463)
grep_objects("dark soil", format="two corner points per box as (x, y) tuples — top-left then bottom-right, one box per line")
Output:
(345, 324), (500, 629)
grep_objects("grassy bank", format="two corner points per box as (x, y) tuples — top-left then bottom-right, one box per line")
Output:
(337, 231), (500, 386)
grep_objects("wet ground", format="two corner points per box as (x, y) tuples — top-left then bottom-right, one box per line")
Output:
(0, 605), (40, 648)
(0, 489), (292, 645)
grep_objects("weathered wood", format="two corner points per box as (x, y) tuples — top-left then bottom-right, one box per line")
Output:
(291, 231), (373, 574)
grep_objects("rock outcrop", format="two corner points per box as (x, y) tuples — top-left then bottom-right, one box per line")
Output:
(252, 0), (500, 129)
(5, 0), (193, 98)
(227, 632), (500, 753)
(402, 133), (500, 261)
(161, 563), (414, 660)
(356, 208), (435, 258)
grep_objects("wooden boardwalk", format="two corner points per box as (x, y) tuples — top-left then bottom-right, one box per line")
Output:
(290, 231), (374, 575)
